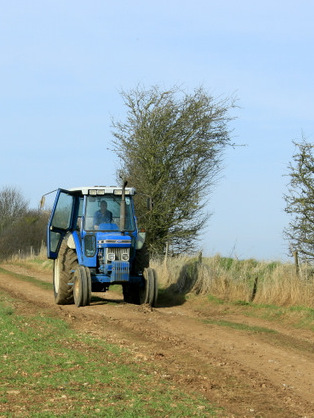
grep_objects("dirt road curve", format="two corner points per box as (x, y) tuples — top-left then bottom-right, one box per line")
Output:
(0, 264), (313, 417)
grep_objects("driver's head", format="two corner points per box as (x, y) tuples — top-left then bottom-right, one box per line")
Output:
(100, 200), (107, 212)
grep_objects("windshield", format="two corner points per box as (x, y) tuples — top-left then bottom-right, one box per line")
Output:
(84, 195), (135, 232)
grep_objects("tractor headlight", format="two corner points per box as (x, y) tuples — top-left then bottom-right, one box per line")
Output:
(121, 252), (129, 261)
(107, 252), (115, 262)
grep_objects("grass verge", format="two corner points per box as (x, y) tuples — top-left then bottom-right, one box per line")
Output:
(152, 255), (314, 309)
(0, 266), (52, 291)
(202, 319), (277, 334)
(0, 292), (218, 417)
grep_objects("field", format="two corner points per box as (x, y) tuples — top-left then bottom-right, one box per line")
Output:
(0, 254), (313, 417)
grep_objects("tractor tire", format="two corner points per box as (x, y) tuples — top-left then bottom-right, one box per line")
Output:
(139, 270), (150, 305)
(123, 277), (149, 305)
(152, 268), (158, 307)
(122, 283), (140, 304)
(84, 267), (92, 306)
(73, 266), (91, 307)
(145, 267), (158, 307)
(123, 268), (158, 307)
(144, 267), (154, 305)
(53, 239), (78, 305)
(124, 243), (150, 305)
(131, 244), (149, 276)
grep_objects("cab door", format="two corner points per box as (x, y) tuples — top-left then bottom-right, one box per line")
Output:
(47, 189), (76, 259)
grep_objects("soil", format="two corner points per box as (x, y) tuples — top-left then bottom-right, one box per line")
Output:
(0, 263), (313, 417)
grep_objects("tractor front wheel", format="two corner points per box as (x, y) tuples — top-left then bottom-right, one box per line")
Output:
(73, 266), (92, 307)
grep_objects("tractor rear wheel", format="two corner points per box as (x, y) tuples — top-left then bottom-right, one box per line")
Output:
(122, 283), (139, 304)
(53, 239), (78, 305)
(131, 244), (149, 276)
(123, 268), (158, 306)
(152, 268), (158, 307)
(139, 271), (150, 304)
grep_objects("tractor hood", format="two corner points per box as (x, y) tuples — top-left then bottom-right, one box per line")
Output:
(96, 232), (131, 247)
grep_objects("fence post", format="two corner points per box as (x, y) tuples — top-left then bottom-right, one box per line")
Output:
(250, 277), (258, 302)
(164, 241), (169, 265)
(293, 250), (299, 277)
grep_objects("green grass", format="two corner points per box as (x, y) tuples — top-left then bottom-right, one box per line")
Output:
(14, 258), (53, 268)
(203, 318), (277, 334)
(0, 293), (218, 417)
(0, 266), (123, 298)
(206, 294), (225, 305)
(0, 266), (53, 291)
(228, 300), (314, 331)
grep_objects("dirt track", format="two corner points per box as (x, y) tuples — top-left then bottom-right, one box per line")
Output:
(0, 263), (313, 417)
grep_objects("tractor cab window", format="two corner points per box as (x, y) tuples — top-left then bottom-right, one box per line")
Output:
(51, 192), (74, 230)
(84, 195), (135, 232)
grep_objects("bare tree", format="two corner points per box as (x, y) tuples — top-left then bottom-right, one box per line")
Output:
(112, 85), (236, 254)
(0, 209), (49, 259)
(0, 187), (28, 234)
(0, 187), (48, 260)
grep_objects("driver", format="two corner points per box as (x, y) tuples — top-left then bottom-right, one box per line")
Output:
(93, 200), (113, 228)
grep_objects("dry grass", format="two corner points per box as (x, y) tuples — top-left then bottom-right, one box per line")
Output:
(9, 242), (47, 262)
(8, 244), (52, 271)
(4, 248), (314, 309)
(151, 254), (314, 308)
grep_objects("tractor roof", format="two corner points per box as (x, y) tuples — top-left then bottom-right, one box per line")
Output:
(69, 186), (136, 196)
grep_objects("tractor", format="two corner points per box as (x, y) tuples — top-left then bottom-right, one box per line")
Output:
(46, 184), (158, 307)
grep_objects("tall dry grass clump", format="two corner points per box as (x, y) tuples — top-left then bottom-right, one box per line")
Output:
(151, 254), (314, 308)
(254, 263), (314, 307)
(8, 241), (47, 262)
(150, 255), (192, 289)
(8, 243), (52, 271)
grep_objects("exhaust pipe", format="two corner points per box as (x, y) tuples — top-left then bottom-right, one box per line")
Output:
(120, 180), (128, 233)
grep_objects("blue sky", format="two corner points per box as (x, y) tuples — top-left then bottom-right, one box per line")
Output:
(1, 1), (313, 261)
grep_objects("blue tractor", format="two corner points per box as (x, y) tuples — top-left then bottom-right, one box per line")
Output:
(46, 184), (158, 307)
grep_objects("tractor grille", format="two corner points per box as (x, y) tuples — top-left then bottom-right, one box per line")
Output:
(111, 261), (129, 282)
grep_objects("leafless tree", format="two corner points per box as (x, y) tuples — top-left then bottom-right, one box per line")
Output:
(0, 187), (28, 234)
(0, 187), (48, 259)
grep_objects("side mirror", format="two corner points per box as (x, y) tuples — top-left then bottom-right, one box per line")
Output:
(136, 232), (146, 250)
(40, 196), (45, 209)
